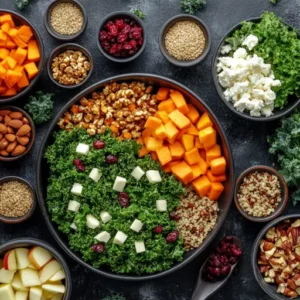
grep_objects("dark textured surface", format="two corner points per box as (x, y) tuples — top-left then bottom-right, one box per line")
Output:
(0, 0), (298, 299)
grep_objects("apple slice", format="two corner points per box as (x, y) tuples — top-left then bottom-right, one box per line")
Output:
(38, 259), (61, 284)
(12, 272), (29, 292)
(4, 250), (17, 271)
(50, 294), (63, 300)
(28, 263), (37, 269)
(19, 268), (41, 287)
(0, 259), (3, 269)
(30, 286), (43, 300)
(28, 247), (52, 270)
(0, 284), (15, 300)
(42, 284), (65, 294)
(0, 268), (15, 283)
(43, 290), (56, 299)
(48, 269), (65, 282)
(16, 248), (30, 269)
(16, 291), (29, 300)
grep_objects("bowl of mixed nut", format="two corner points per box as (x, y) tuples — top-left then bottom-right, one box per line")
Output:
(252, 215), (300, 300)
(47, 43), (93, 89)
(234, 165), (288, 222)
(0, 106), (35, 161)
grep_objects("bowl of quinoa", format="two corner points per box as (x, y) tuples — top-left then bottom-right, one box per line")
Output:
(0, 176), (36, 223)
(234, 165), (288, 222)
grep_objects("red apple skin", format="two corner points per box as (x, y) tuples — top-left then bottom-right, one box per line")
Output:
(27, 246), (52, 270)
(3, 250), (11, 270)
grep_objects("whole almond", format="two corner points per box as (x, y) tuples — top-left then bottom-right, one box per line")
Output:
(0, 150), (9, 157)
(16, 124), (31, 137)
(0, 116), (3, 122)
(6, 141), (17, 153)
(4, 115), (11, 126)
(9, 112), (23, 120)
(0, 138), (8, 150)
(11, 145), (26, 156)
(7, 127), (14, 134)
(17, 136), (30, 146)
(0, 124), (7, 134)
(9, 119), (23, 129)
(22, 117), (29, 125)
(0, 133), (3, 140)
(5, 134), (16, 142)
(0, 110), (11, 116)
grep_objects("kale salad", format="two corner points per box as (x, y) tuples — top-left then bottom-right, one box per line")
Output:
(45, 128), (185, 274)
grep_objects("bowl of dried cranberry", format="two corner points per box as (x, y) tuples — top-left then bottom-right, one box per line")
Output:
(97, 11), (146, 63)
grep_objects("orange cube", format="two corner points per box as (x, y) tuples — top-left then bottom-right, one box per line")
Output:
(211, 157), (226, 175)
(165, 121), (179, 144)
(156, 146), (172, 166)
(169, 141), (185, 160)
(199, 127), (217, 150)
(190, 163), (202, 180)
(138, 146), (150, 157)
(145, 137), (163, 151)
(0, 30), (7, 41)
(207, 170), (226, 182)
(171, 161), (193, 185)
(158, 99), (176, 113)
(208, 182), (224, 201)
(192, 175), (212, 197)
(1, 23), (10, 33)
(155, 110), (170, 124)
(156, 87), (170, 101)
(186, 104), (200, 123)
(154, 124), (168, 140)
(198, 156), (208, 174)
(144, 116), (162, 130)
(24, 62), (38, 79)
(170, 90), (189, 114)
(197, 112), (213, 131)
(27, 40), (40, 62)
(195, 137), (204, 149)
(14, 47), (27, 66)
(184, 148), (201, 165)
(206, 144), (221, 164)
(180, 134), (194, 151)
(186, 124), (198, 136)
(168, 109), (191, 130)
(17, 70), (29, 88)
(0, 14), (15, 28)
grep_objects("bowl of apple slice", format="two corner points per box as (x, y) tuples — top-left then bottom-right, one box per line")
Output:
(0, 238), (71, 300)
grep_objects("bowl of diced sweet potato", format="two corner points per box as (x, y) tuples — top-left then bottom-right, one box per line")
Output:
(0, 10), (44, 103)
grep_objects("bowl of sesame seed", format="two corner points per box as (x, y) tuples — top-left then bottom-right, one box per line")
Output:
(44, 0), (87, 41)
(0, 176), (36, 224)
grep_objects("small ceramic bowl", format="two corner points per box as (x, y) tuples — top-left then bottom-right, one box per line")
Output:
(0, 106), (35, 162)
(0, 176), (36, 224)
(0, 237), (72, 299)
(159, 14), (211, 67)
(97, 11), (147, 63)
(44, 0), (87, 41)
(234, 165), (288, 222)
(47, 43), (94, 89)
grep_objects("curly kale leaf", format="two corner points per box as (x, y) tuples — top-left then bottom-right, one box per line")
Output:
(180, 0), (206, 14)
(103, 294), (126, 300)
(15, 0), (30, 10)
(130, 8), (146, 20)
(270, 0), (280, 4)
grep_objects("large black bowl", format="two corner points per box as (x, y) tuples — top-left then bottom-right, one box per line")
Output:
(37, 74), (234, 281)
(212, 17), (300, 122)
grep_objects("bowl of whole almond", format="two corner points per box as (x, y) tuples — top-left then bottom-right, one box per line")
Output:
(0, 106), (35, 161)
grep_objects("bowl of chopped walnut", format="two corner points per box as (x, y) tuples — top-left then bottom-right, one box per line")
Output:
(47, 43), (93, 89)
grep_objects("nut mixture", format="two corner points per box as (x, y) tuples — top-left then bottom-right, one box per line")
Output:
(165, 21), (206, 61)
(258, 219), (300, 299)
(237, 171), (281, 217)
(58, 81), (158, 138)
(0, 181), (33, 217)
(176, 186), (219, 251)
(51, 50), (91, 86)
(0, 110), (32, 158)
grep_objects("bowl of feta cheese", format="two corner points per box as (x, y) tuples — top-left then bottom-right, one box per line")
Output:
(212, 14), (300, 121)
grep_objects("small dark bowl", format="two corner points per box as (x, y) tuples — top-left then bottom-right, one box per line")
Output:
(0, 106), (35, 162)
(0, 176), (36, 223)
(212, 17), (300, 122)
(252, 214), (300, 300)
(97, 11), (147, 63)
(159, 14), (211, 67)
(44, 0), (87, 41)
(0, 10), (44, 104)
(234, 165), (288, 222)
(47, 43), (94, 89)
(0, 238), (72, 299)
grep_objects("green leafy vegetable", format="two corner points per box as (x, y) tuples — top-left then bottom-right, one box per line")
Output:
(45, 128), (185, 274)
(15, 0), (30, 10)
(270, 0), (280, 4)
(268, 110), (300, 205)
(103, 294), (126, 300)
(24, 91), (54, 124)
(180, 0), (206, 14)
(225, 12), (300, 109)
(130, 9), (146, 20)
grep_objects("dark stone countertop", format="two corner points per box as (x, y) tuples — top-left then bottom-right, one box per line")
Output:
(0, 0), (299, 299)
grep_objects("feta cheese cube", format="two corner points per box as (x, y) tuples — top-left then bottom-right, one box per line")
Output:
(71, 183), (83, 196)
(100, 211), (112, 224)
(130, 219), (143, 233)
(67, 200), (81, 212)
(242, 34), (259, 51)
(86, 214), (100, 229)
(95, 231), (111, 243)
(131, 166), (145, 181)
(76, 143), (90, 155)
(112, 176), (127, 192)
(89, 168), (102, 182)
(70, 223), (77, 230)
(146, 170), (162, 183)
(135, 241), (146, 253)
(221, 44), (232, 54)
(113, 231), (128, 245)
(156, 200), (167, 212)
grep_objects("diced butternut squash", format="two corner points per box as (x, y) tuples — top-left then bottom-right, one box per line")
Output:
(207, 170), (226, 182)
(0, 86), (7, 94)
(170, 90), (189, 114)
(0, 48), (9, 59)
(199, 149), (206, 161)
(184, 148), (201, 165)
(186, 104), (200, 123)
(17, 25), (33, 43)
(154, 110), (169, 124)
(10, 31), (27, 48)
(158, 99), (176, 113)
(5, 56), (17, 69)
(206, 144), (221, 164)
(1, 23), (10, 33)
(0, 65), (6, 80)
(151, 151), (158, 161)
(169, 109), (191, 130)
(27, 40), (40, 62)
(199, 127), (217, 150)
(2, 87), (16, 96)
(0, 14), (15, 28)
(198, 156), (208, 174)
(0, 30), (7, 41)
(177, 128), (188, 139)
(8, 28), (18, 37)
(156, 146), (172, 166)
(171, 161), (194, 184)
(165, 121), (179, 144)
(169, 141), (185, 160)
(17, 70), (29, 88)
(138, 145), (150, 157)
(5, 36), (16, 49)
(154, 124), (168, 139)
(136, 137), (143, 144)
(14, 47), (27, 65)
(180, 134), (194, 151)
(196, 112), (213, 131)
(10, 49), (16, 57)
(195, 137), (204, 149)
(208, 182), (224, 201)
(145, 136), (163, 151)
(192, 175), (211, 197)
(4, 69), (22, 88)
(163, 161), (180, 173)
(190, 163), (202, 180)
(24, 62), (38, 79)
(156, 87), (170, 101)
(211, 157), (226, 175)
(186, 123), (198, 136)
(144, 116), (162, 130)
(142, 128), (153, 138)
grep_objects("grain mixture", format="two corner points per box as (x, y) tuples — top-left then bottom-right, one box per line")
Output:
(176, 186), (219, 251)
(237, 171), (281, 217)
(165, 21), (206, 61)
(0, 181), (33, 217)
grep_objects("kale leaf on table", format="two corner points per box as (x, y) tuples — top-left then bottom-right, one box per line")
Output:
(15, 0), (30, 10)
(103, 294), (126, 300)
(130, 8), (146, 20)
(270, 0), (281, 4)
(180, 0), (206, 14)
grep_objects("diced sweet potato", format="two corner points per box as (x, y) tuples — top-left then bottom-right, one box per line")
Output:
(206, 144), (221, 164)
(156, 87), (170, 101)
(17, 70), (29, 88)
(199, 149), (206, 161)
(190, 163), (202, 180)
(170, 90), (189, 114)
(14, 47), (27, 65)
(17, 25), (33, 43)
(211, 157), (226, 175)
(186, 123), (198, 136)
(154, 110), (170, 124)
(0, 85), (7, 94)
(171, 161), (193, 185)
(5, 56), (17, 69)
(184, 148), (201, 165)
(154, 124), (168, 139)
(186, 104), (200, 123)
(144, 116), (162, 130)
(208, 182), (224, 201)
(169, 109), (191, 130)
(165, 121), (179, 144)
(158, 99), (176, 113)
(2, 87), (16, 96)
(24, 62), (38, 79)
(10, 49), (16, 57)
(163, 161), (179, 173)
(138, 145), (150, 157)
(27, 40), (40, 62)
(207, 170), (226, 182)
(0, 30), (7, 41)
(192, 175), (212, 197)
(5, 36), (16, 49)
(4, 69), (22, 88)
(142, 128), (153, 138)
(145, 136), (163, 151)
(196, 112), (213, 131)
(198, 156), (208, 174)
(0, 65), (6, 80)
(1, 23), (10, 33)
(177, 128), (188, 140)
(180, 134), (194, 151)
(0, 14), (15, 28)
(195, 137), (204, 149)
(169, 141), (185, 160)
(199, 127), (217, 150)
(156, 146), (172, 166)
(0, 48), (9, 59)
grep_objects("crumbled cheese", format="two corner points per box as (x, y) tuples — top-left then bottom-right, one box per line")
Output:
(242, 34), (259, 51)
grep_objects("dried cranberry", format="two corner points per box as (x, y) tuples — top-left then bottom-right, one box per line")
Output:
(207, 267), (221, 277)
(123, 24), (131, 33)
(166, 230), (179, 243)
(73, 158), (85, 172)
(115, 19), (125, 29)
(209, 258), (221, 267)
(232, 247), (242, 257)
(105, 154), (118, 164)
(100, 31), (108, 41)
(228, 256), (238, 265)
(153, 225), (163, 234)
(119, 192), (129, 199)
(224, 236), (234, 243)
(220, 265), (231, 277)
(118, 197), (130, 207)
(206, 274), (216, 282)
(118, 33), (128, 43)
(219, 255), (229, 265)
(169, 211), (180, 221)
(91, 244), (104, 253)
(123, 43), (132, 50)
(93, 140), (105, 149)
